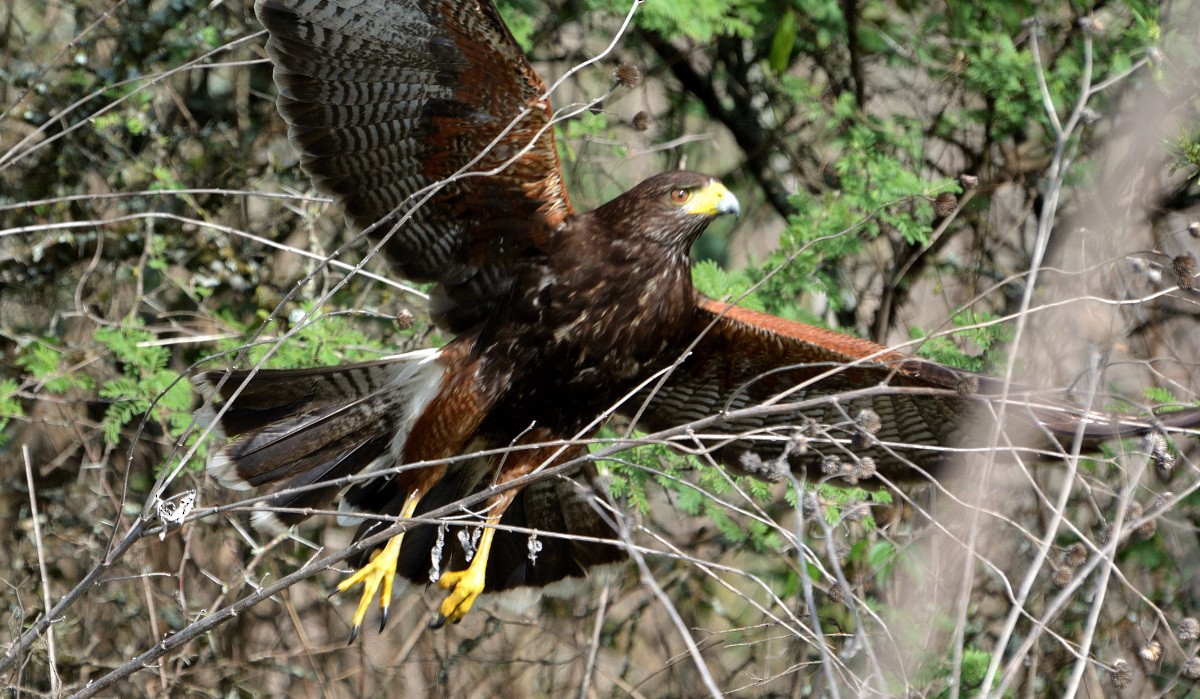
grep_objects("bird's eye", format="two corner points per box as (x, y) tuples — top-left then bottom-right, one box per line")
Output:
(669, 188), (691, 205)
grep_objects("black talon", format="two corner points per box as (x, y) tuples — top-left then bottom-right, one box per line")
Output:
(347, 624), (360, 645)
(428, 614), (447, 630)
(379, 605), (390, 633)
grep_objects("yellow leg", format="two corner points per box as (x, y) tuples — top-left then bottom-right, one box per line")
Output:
(336, 490), (421, 642)
(432, 520), (500, 627)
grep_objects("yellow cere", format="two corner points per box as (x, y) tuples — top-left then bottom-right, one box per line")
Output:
(684, 181), (741, 217)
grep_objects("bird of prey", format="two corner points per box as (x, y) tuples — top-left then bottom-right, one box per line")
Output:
(196, 0), (1200, 640)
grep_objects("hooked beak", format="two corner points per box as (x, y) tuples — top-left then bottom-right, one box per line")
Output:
(685, 180), (741, 218)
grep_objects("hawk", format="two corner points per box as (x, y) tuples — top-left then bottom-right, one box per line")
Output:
(197, 0), (1200, 640)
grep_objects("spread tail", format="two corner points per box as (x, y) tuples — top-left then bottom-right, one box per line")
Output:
(194, 349), (445, 530)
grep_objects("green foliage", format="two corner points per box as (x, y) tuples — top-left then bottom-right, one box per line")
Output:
(599, 440), (788, 551)
(615, 0), (758, 41)
(0, 380), (24, 446)
(496, 0), (539, 51)
(1168, 129), (1200, 180)
(16, 340), (96, 394)
(907, 641), (996, 697)
(767, 8), (799, 74)
(556, 111), (622, 167)
(752, 91), (946, 318)
(910, 311), (1013, 372)
(784, 480), (892, 531)
(691, 259), (766, 311)
(214, 302), (393, 371)
(1143, 385), (1180, 408)
(95, 325), (193, 447)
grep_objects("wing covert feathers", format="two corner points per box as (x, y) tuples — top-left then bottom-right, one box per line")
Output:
(623, 296), (1200, 482)
(255, 0), (572, 332)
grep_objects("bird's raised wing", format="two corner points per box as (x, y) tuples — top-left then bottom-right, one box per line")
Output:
(624, 297), (1200, 483)
(256, 0), (571, 331)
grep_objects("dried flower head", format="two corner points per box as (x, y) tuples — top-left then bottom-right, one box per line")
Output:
(1128, 504), (1156, 542)
(1110, 659), (1133, 688)
(614, 63), (642, 88)
(828, 582), (845, 604)
(855, 409), (882, 435)
(1178, 617), (1200, 643)
(786, 429), (810, 457)
(1139, 640), (1162, 663)
(1173, 253), (1197, 291)
(631, 110), (653, 132)
(854, 456), (877, 481)
(1153, 492), (1175, 512)
(959, 173), (979, 190)
(1189, 221), (1200, 239)
(395, 308), (415, 329)
(1146, 433), (1174, 473)
(820, 455), (843, 476)
(933, 192), (957, 217)
(1052, 566), (1073, 589)
(1064, 542), (1088, 568)
(1184, 657), (1200, 680)
(1076, 15), (1104, 33)
(738, 451), (787, 482)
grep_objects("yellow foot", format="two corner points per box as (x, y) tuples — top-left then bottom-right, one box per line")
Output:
(432, 558), (488, 628)
(336, 532), (404, 643)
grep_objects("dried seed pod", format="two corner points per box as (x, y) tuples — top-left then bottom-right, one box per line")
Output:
(1178, 618), (1200, 643)
(395, 308), (415, 329)
(1110, 659), (1133, 688)
(1052, 566), (1073, 589)
(1064, 542), (1088, 568)
(933, 192), (957, 217)
(1189, 221), (1200, 239)
(631, 110), (653, 132)
(614, 63), (642, 88)
(959, 173), (979, 190)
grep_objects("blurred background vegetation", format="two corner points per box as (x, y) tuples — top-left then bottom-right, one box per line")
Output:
(2, 0), (1200, 695)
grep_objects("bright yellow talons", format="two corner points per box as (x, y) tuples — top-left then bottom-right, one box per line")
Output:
(337, 490), (422, 641)
(338, 532), (404, 635)
(435, 524), (498, 624)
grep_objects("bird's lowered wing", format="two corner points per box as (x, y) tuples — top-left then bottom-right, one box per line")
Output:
(623, 297), (1200, 483)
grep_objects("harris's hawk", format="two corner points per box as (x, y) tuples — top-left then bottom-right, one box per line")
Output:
(197, 0), (1200, 639)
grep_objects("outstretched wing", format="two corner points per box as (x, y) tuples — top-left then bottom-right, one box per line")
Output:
(624, 297), (1200, 483)
(256, 0), (571, 331)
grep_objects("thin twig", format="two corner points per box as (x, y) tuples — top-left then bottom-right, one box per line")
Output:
(578, 584), (611, 699)
(22, 445), (61, 696)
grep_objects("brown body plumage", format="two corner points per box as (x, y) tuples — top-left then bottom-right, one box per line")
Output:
(198, 0), (1200, 638)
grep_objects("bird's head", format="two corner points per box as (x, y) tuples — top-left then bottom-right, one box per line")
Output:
(593, 171), (740, 251)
